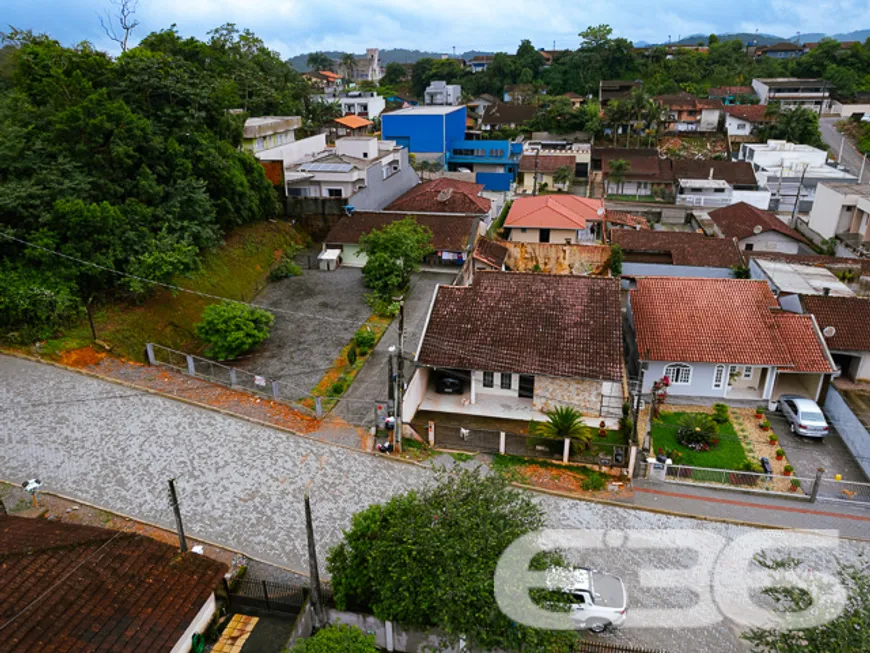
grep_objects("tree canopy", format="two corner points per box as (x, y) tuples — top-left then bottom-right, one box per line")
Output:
(327, 469), (580, 652)
(0, 25), (306, 341)
(359, 217), (433, 308)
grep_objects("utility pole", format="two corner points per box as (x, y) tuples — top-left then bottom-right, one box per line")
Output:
(305, 492), (327, 630)
(86, 296), (97, 341)
(839, 134), (845, 165)
(167, 479), (187, 553)
(790, 163), (809, 227)
(394, 298), (405, 452)
(860, 154), (867, 184)
(387, 352), (395, 402)
(532, 149), (540, 196)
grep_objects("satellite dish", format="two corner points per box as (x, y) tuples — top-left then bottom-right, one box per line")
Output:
(753, 225), (763, 235)
(596, 207), (606, 216)
(823, 326), (837, 338)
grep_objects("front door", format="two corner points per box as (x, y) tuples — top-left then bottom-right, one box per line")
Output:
(518, 375), (535, 398)
(539, 229), (550, 243)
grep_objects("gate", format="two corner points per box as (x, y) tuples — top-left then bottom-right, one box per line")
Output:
(227, 579), (308, 615)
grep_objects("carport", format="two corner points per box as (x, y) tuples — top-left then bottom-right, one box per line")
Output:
(773, 371), (824, 402)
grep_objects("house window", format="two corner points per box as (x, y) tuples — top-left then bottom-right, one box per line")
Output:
(713, 365), (725, 390)
(744, 243), (754, 251)
(490, 149), (505, 158)
(743, 366), (753, 379)
(664, 363), (692, 385)
(483, 371), (494, 388)
(362, 152), (368, 158)
(327, 188), (343, 198)
(500, 373), (512, 390)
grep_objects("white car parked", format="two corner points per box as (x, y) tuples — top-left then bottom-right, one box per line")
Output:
(778, 395), (830, 438)
(546, 566), (627, 632)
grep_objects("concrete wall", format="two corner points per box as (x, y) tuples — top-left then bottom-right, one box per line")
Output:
(350, 150), (419, 211)
(256, 134), (326, 166)
(507, 227), (577, 244)
(808, 183), (852, 239)
(824, 387), (870, 479)
(504, 241), (610, 274)
(830, 101), (870, 117)
(533, 376), (606, 415)
(170, 593), (216, 653)
(739, 230), (802, 254)
(403, 367), (430, 423)
(622, 262), (735, 278)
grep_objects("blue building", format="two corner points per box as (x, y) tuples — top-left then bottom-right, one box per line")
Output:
(382, 105), (522, 191)
(447, 140), (523, 191)
(381, 106), (467, 157)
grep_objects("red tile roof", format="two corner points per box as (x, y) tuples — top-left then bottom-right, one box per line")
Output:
(519, 154), (576, 173)
(801, 295), (870, 353)
(505, 195), (606, 230)
(611, 230), (743, 268)
(708, 86), (754, 97)
(325, 212), (478, 252)
(723, 104), (772, 123)
(631, 277), (834, 372)
(606, 211), (651, 230)
(473, 238), (509, 268)
(0, 516), (227, 653)
(656, 92), (722, 111)
(418, 272), (623, 381)
(707, 202), (809, 244)
(387, 178), (491, 215)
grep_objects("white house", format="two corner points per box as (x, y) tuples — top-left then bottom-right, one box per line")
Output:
(241, 116), (301, 154)
(631, 277), (836, 403)
(723, 105), (771, 138)
(410, 273), (625, 427)
(807, 182), (870, 255)
(337, 92), (386, 118)
(751, 78), (831, 112)
(425, 80), (462, 106)
(705, 202), (810, 254)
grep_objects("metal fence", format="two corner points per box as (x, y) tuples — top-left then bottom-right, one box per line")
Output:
(662, 464), (814, 495)
(431, 425), (629, 468)
(227, 578), (308, 614)
(814, 477), (870, 506)
(146, 343), (317, 417)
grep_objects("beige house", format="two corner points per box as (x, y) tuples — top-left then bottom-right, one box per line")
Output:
(516, 154), (575, 193)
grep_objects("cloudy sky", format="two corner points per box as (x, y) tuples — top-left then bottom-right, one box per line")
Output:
(2, 0), (868, 57)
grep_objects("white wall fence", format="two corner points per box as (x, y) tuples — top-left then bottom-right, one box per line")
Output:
(824, 387), (870, 480)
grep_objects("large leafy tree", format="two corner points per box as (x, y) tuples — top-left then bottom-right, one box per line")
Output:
(759, 106), (824, 148)
(305, 51), (333, 72)
(359, 217), (433, 301)
(327, 469), (580, 652)
(291, 624), (378, 652)
(194, 301), (274, 360)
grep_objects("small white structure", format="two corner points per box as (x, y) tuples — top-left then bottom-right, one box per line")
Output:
(317, 249), (342, 271)
(242, 116), (301, 154)
(749, 258), (856, 298)
(808, 183), (870, 255)
(425, 81), (462, 106)
(751, 78), (831, 112)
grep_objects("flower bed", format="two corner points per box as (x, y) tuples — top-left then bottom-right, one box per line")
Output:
(651, 409), (749, 470)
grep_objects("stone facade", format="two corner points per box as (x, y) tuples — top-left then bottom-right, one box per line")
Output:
(533, 376), (605, 415)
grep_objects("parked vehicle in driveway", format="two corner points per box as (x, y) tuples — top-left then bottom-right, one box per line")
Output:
(778, 395), (829, 438)
(435, 374), (463, 394)
(546, 566), (627, 632)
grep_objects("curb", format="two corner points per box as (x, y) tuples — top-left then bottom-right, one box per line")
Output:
(1, 481), (313, 580)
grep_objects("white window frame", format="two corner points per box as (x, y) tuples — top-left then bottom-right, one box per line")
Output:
(664, 363), (692, 385)
(712, 364), (726, 390)
(743, 366), (753, 379)
(500, 373), (513, 390)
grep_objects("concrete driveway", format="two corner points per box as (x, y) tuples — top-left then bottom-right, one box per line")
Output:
(332, 272), (448, 427)
(232, 265), (371, 400)
(767, 410), (868, 482)
(820, 118), (867, 183)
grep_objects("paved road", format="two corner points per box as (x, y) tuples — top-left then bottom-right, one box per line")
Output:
(820, 117), (867, 182)
(3, 356), (869, 653)
(332, 271), (446, 427)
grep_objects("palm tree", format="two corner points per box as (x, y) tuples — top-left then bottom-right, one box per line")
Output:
(553, 165), (574, 191)
(628, 88), (656, 148)
(607, 159), (631, 196)
(306, 52), (334, 72)
(604, 100), (630, 146)
(531, 406), (592, 452)
(340, 53), (357, 84)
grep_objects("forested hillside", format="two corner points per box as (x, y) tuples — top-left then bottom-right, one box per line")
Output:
(0, 25), (307, 340)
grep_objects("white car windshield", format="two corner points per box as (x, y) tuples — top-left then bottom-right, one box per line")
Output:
(801, 411), (825, 421)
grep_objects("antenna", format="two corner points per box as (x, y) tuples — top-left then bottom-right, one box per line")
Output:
(823, 326), (836, 338)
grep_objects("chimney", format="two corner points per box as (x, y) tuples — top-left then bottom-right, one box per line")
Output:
(709, 167), (714, 180)
(823, 287), (831, 296)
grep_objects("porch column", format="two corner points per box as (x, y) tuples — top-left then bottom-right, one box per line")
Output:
(763, 367), (777, 400)
(470, 371), (476, 405)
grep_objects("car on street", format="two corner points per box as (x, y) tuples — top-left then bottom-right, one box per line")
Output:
(546, 566), (627, 632)
(778, 395), (829, 438)
(435, 374), (463, 394)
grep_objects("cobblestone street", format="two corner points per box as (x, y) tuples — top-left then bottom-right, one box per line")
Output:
(2, 355), (867, 653)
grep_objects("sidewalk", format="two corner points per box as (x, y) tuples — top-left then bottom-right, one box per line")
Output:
(624, 480), (870, 540)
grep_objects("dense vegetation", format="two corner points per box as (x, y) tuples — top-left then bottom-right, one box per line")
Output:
(0, 25), (306, 341)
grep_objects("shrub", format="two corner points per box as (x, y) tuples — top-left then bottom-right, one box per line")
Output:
(784, 465), (794, 473)
(712, 403), (730, 424)
(740, 460), (763, 473)
(775, 448), (785, 457)
(354, 328), (377, 350)
(581, 473), (607, 492)
(677, 413), (719, 448)
(269, 256), (302, 281)
(609, 244), (624, 276)
(755, 405), (766, 416)
(790, 478), (801, 489)
(328, 378), (347, 397)
(346, 342), (358, 366)
(195, 302), (274, 360)
(291, 624), (378, 653)
(358, 346), (370, 357)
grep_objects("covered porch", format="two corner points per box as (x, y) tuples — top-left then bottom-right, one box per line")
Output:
(772, 371), (825, 402)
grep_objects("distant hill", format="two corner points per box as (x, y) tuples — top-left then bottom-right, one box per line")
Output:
(666, 29), (870, 47)
(288, 48), (493, 71)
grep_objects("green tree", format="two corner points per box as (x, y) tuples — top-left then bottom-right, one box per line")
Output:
(327, 469), (581, 652)
(609, 244), (624, 275)
(339, 52), (356, 82)
(290, 624), (378, 653)
(194, 301), (274, 360)
(306, 52), (333, 72)
(676, 413), (719, 447)
(359, 217), (433, 301)
(760, 106), (824, 147)
(553, 165), (573, 189)
(742, 557), (870, 653)
(531, 405), (593, 453)
(381, 61), (406, 86)
(607, 159), (631, 195)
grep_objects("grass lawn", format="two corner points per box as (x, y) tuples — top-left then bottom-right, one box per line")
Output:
(651, 411), (750, 471)
(42, 221), (305, 361)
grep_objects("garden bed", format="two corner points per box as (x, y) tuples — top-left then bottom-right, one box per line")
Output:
(651, 409), (749, 470)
